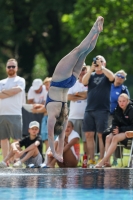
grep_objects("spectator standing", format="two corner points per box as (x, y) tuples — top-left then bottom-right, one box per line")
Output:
(0, 58), (25, 159)
(68, 64), (88, 155)
(103, 69), (130, 165)
(32, 77), (52, 151)
(109, 70), (130, 124)
(82, 55), (114, 166)
(22, 78), (47, 136)
(27, 78), (47, 104)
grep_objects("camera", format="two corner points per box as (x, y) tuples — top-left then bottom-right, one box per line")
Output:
(93, 57), (98, 64)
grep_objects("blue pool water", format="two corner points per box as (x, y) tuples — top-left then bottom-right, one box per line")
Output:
(0, 168), (133, 200)
(0, 188), (133, 200)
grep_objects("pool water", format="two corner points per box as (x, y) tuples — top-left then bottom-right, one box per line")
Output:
(0, 188), (133, 200)
(0, 168), (133, 200)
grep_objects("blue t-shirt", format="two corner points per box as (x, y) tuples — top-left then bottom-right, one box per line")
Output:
(110, 84), (130, 114)
(85, 73), (112, 111)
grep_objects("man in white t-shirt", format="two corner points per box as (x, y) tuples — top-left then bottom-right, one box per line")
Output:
(0, 58), (25, 160)
(67, 65), (88, 154)
(23, 78), (47, 137)
(27, 79), (47, 104)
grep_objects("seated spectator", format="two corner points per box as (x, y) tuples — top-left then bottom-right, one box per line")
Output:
(96, 93), (133, 168)
(22, 78), (47, 136)
(41, 121), (80, 168)
(0, 121), (43, 168)
(68, 64), (88, 155)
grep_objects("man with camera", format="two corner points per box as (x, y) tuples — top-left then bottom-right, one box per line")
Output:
(82, 55), (114, 166)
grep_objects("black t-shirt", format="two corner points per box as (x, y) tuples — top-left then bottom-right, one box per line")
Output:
(19, 135), (43, 156)
(85, 72), (112, 111)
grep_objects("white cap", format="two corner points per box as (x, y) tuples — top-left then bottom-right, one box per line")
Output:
(29, 121), (40, 129)
(32, 79), (43, 90)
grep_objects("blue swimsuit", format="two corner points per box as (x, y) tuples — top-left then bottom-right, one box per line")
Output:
(50, 74), (76, 88)
(46, 75), (77, 106)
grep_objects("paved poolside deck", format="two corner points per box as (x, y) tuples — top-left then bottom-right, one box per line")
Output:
(0, 168), (133, 189)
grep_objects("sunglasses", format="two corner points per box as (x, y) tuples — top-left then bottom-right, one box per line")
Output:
(116, 74), (125, 79)
(7, 65), (16, 69)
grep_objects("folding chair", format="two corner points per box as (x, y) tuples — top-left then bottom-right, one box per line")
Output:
(119, 139), (133, 167)
(128, 139), (133, 167)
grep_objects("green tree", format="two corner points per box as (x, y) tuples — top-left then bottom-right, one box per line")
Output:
(0, 0), (76, 89)
(66, 0), (133, 75)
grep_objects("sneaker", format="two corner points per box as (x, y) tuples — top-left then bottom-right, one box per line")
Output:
(88, 159), (96, 167)
(13, 160), (22, 168)
(112, 159), (118, 166)
(39, 163), (50, 168)
(0, 161), (7, 168)
(27, 164), (35, 168)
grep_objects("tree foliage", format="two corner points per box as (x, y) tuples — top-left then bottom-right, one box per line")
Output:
(0, 0), (133, 91)
(0, 0), (76, 89)
(66, 0), (133, 74)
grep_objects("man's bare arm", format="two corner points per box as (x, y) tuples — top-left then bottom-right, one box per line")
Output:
(2, 87), (22, 97)
(0, 91), (10, 99)
(101, 67), (115, 81)
(96, 59), (114, 81)
(82, 65), (95, 85)
(23, 141), (40, 153)
(67, 94), (86, 102)
(32, 104), (47, 113)
(27, 99), (34, 104)
(74, 91), (87, 98)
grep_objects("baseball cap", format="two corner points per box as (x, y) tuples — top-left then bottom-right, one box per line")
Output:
(32, 79), (43, 90)
(29, 121), (40, 129)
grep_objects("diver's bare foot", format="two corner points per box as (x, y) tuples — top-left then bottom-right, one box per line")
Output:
(125, 131), (133, 138)
(95, 159), (105, 168)
(95, 16), (104, 33)
(54, 153), (63, 163)
(104, 162), (111, 167)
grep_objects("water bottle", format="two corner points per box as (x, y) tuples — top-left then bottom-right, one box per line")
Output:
(82, 152), (88, 168)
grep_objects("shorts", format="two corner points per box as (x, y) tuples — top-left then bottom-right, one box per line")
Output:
(40, 115), (48, 141)
(69, 119), (86, 142)
(40, 115), (57, 141)
(23, 152), (42, 167)
(83, 110), (109, 133)
(108, 114), (113, 127)
(0, 115), (22, 140)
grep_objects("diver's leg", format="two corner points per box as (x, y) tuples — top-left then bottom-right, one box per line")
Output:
(52, 16), (104, 81)
(72, 34), (99, 77)
(53, 118), (68, 162)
